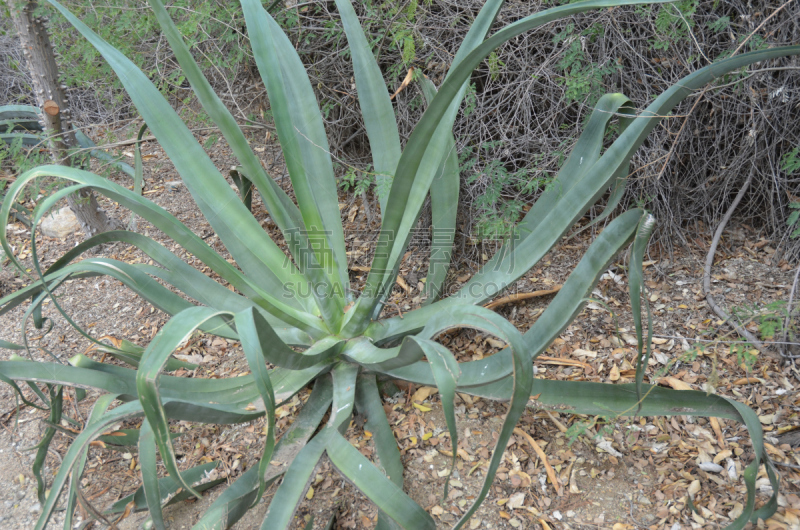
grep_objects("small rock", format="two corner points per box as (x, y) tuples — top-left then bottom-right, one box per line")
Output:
(39, 207), (80, 239)
(15, 490), (25, 500)
(29, 502), (41, 513)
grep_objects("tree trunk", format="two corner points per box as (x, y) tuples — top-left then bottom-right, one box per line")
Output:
(9, 1), (119, 237)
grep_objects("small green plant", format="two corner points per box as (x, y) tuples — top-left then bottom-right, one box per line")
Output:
(783, 146), (800, 174)
(461, 142), (556, 240)
(553, 22), (621, 105)
(1, 1), (795, 529)
(784, 148), (800, 237)
(338, 165), (374, 196)
(649, 0), (698, 51)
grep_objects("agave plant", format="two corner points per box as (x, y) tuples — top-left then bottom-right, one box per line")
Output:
(0, 0), (795, 528)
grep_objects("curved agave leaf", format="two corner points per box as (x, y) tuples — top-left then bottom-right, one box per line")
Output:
(1, 165), (326, 336)
(355, 375), (404, 530)
(34, 400), (144, 530)
(370, 0), (505, 313)
(0, 104), (40, 119)
(46, 0), (313, 314)
(64, 393), (120, 529)
(518, 208), (643, 354)
(74, 129), (136, 179)
(236, 308), (278, 504)
(144, 0), (332, 307)
(514, 93), (634, 238)
(47, 229), (253, 311)
(333, 0), (401, 212)
(457, 46), (800, 304)
(380, 304), (526, 386)
(355, 375), (402, 484)
(139, 418), (166, 530)
(32, 385), (62, 505)
(260, 364), (356, 528)
(136, 307), (241, 499)
(70, 353), (325, 409)
(195, 376), (332, 530)
(147, 0), (343, 326)
(327, 431), (436, 529)
(529, 379), (778, 528)
(241, 0), (348, 313)
(356, 0), (670, 320)
(107, 461), (221, 514)
(259, 435), (327, 529)
(26, 257), (239, 339)
(371, 210), (643, 390)
(629, 213), (656, 403)
(454, 310), (533, 529)
(420, 77), (459, 304)
(409, 337), (460, 497)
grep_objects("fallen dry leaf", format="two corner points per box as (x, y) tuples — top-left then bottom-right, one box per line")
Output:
(659, 376), (693, 391)
(411, 386), (437, 403)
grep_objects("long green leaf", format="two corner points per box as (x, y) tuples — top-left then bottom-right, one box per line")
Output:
(73, 129), (135, 179)
(236, 308), (278, 505)
(630, 213), (656, 405)
(454, 313), (533, 529)
(259, 435), (327, 529)
(0, 104), (40, 119)
(410, 337), (460, 498)
(374, 210), (644, 388)
(375, 0), (504, 295)
(355, 375), (404, 530)
(144, 0), (304, 247)
(260, 364), (356, 528)
(528, 379), (778, 528)
(137, 307), (236, 499)
(327, 432), (436, 529)
(420, 77), (459, 303)
(514, 93), (634, 239)
(63, 393), (119, 530)
(33, 385), (62, 504)
(107, 462), (220, 514)
(70, 353), (322, 409)
(242, 0), (348, 314)
(458, 47), (800, 303)
(1, 165), (325, 335)
(139, 418), (166, 530)
(34, 400), (143, 530)
(128, 122), (148, 229)
(47, 0), (310, 310)
(356, 0), (654, 320)
(334, 0), (401, 212)
(355, 375), (403, 485)
(147, 0), (346, 326)
(195, 376), (332, 530)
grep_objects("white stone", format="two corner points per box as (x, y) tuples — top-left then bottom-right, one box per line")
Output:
(39, 207), (80, 239)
